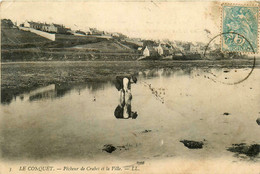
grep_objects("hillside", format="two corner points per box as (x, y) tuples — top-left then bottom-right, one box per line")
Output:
(1, 18), (141, 62)
(72, 40), (134, 53)
(1, 27), (105, 49)
(1, 25), (140, 61)
(1, 27), (50, 46)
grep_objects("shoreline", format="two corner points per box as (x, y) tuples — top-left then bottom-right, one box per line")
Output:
(1, 59), (259, 64)
(1, 60), (259, 105)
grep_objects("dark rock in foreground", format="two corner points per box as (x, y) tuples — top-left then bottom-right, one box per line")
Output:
(227, 144), (260, 157)
(141, 130), (152, 133)
(223, 112), (230, 116)
(256, 118), (260, 125)
(180, 140), (204, 149)
(102, 144), (116, 153)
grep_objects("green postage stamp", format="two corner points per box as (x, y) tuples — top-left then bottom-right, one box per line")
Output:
(222, 4), (259, 53)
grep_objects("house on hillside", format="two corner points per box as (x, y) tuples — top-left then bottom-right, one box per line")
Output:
(46, 23), (69, 34)
(137, 47), (143, 54)
(111, 32), (120, 37)
(20, 21), (30, 28)
(209, 43), (221, 51)
(137, 47), (143, 51)
(161, 45), (171, 56)
(188, 43), (206, 55)
(102, 31), (111, 36)
(29, 22), (44, 30)
(190, 45), (201, 54)
(29, 22), (69, 34)
(154, 44), (163, 55)
(153, 44), (172, 56)
(143, 46), (158, 57)
(84, 27), (92, 35)
(165, 43), (175, 55)
(90, 28), (104, 35)
(41, 23), (51, 32)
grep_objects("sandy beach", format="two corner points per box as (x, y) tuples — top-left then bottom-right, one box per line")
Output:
(1, 62), (259, 173)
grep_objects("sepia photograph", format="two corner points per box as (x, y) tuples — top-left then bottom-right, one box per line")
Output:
(0, 1), (259, 173)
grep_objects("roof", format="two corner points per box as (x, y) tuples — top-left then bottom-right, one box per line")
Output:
(28, 22), (44, 25)
(52, 23), (64, 28)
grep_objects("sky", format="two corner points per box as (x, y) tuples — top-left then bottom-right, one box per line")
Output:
(0, 1), (244, 43)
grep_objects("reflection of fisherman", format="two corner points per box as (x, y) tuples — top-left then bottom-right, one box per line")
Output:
(114, 75), (138, 119)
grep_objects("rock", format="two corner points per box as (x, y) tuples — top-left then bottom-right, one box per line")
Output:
(102, 144), (116, 153)
(223, 112), (230, 116)
(136, 161), (145, 165)
(227, 144), (260, 157)
(141, 129), (152, 133)
(256, 118), (260, 125)
(180, 140), (204, 149)
(117, 143), (132, 151)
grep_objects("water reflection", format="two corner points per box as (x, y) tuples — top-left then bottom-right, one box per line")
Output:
(1, 67), (196, 105)
(1, 66), (256, 105)
(1, 81), (112, 105)
(17, 84), (56, 102)
(138, 67), (194, 79)
(114, 76), (138, 119)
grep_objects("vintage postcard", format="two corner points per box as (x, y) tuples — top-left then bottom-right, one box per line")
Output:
(0, 1), (260, 174)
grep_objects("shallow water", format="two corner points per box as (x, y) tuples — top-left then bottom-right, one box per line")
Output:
(1, 65), (260, 161)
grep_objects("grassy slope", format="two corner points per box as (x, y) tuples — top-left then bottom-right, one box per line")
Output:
(1, 27), (50, 45)
(72, 40), (135, 53)
(1, 27), (139, 61)
(1, 27), (103, 49)
(1, 27), (137, 52)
